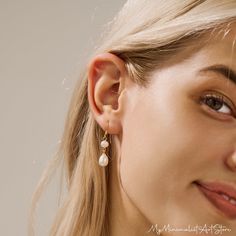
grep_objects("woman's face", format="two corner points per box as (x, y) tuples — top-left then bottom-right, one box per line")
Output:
(115, 27), (236, 234)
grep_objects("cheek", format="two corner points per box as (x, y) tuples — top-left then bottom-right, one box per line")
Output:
(118, 86), (219, 223)
(118, 90), (192, 223)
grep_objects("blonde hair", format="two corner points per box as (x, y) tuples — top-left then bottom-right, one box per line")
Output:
(28, 1), (236, 235)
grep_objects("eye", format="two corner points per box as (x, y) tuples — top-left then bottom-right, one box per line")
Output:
(199, 92), (235, 117)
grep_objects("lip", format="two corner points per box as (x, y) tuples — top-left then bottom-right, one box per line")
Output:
(194, 180), (236, 219)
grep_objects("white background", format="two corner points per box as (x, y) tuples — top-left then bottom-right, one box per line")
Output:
(0, 1), (125, 235)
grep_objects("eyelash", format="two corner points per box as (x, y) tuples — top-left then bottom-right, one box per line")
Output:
(199, 92), (235, 118)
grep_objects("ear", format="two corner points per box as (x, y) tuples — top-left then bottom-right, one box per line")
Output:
(87, 52), (128, 134)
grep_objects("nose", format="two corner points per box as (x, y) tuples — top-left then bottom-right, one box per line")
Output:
(225, 149), (236, 172)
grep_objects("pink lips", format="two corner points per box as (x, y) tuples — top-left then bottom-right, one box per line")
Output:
(195, 180), (236, 219)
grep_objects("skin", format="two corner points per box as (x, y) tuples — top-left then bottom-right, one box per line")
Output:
(87, 23), (236, 236)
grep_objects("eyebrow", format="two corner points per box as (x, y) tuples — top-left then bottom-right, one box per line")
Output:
(198, 64), (236, 87)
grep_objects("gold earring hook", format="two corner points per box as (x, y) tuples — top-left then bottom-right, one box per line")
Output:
(103, 130), (108, 139)
(103, 121), (109, 139)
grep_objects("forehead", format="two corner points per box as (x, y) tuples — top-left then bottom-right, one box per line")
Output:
(205, 21), (236, 53)
(154, 22), (236, 72)
(149, 23), (236, 83)
(193, 22), (236, 67)
(172, 22), (236, 68)
(210, 21), (236, 43)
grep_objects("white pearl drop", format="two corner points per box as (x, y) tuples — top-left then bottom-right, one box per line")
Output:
(100, 140), (109, 148)
(99, 153), (109, 166)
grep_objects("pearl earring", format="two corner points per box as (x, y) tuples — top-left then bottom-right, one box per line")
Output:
(98, 130), (110, 167)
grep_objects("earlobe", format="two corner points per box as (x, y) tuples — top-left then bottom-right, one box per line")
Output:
(87, 53), (127, 134)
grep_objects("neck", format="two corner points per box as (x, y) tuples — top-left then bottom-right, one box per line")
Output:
(107, 138), (154, 236)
